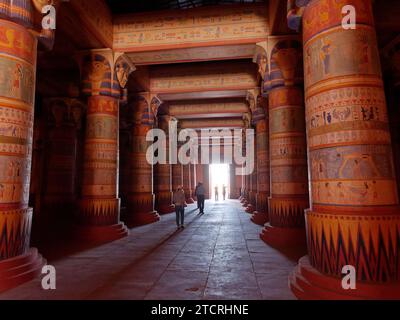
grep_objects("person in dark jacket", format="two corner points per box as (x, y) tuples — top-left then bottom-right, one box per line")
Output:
(195, 182), (206, 214)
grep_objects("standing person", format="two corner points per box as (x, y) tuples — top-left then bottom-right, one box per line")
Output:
(222, 185), (227, 201)
(214, 185), (219, 201)
(173, 186), (186, 229)
(195, 182), (206, 214)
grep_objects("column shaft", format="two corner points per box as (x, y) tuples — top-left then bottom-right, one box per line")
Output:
(183, 164), (194, 203)
(80, 96), (120, 225)
(0, 17), (45, 292)
(126, 124), (159, 226)
(155, 120), (173, 214)
(260, 37), (310, 248)
(252, 114), (270, 225)
(290, 0), (400, 299)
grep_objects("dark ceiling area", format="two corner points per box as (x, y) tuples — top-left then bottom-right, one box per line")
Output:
(105, 0), (266, 14)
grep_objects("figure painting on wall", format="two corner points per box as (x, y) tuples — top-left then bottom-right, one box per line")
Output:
(320, 39), (333, 76)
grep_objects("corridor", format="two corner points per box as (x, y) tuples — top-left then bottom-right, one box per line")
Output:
(0, 201), (296, 300)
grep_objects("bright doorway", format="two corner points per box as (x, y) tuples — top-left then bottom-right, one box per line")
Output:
(209, 164), (230, 201)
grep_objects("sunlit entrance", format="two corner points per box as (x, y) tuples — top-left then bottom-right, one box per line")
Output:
(209, 164), (230, 201)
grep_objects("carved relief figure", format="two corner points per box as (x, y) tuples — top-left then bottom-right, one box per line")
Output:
(320, 39), (333, 75)
(356, 33), (371, 73)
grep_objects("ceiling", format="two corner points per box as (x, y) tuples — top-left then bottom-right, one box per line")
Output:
(105, 0), (266, 14)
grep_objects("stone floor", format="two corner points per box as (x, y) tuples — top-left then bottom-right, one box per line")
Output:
(0, 200), (298, 300)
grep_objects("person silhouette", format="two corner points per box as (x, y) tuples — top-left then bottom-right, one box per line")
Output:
(195, 182), (206, 214)
(173, 186), (186, 229)
(214, 185), (219, 201)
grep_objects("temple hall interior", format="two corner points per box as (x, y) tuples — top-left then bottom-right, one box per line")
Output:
(0, 0), (400, 300)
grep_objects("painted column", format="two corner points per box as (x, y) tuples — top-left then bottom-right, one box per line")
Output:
(183, 163), (194, 203)
(155, 115), (173, 214)
(229, 165), (237, 199)
(125, 94), (160, 227)
(387, 47), (400, 201)
(172, 163), (183, 192)
(76, 50), (133, 242)
(196, 162), (204, 185)
(260, 39), (309, 248)
(232, 165), (242, 199)
(241, 173), (249, 204)
(119, 103), (131, 211)
(290, 0), (400, 299)
(251, 98), (270, 225)
(249, 111), (259, 211)
(42, 98), (83, 220)
(246, 154), (257, 213)
(192, 163), (197, 199)
(203, 164), (210, 199)
(241, 128), (250, 206)
(0, 3), (46, 292)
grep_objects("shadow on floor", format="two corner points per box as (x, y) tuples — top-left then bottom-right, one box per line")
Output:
(30, 204), (211, 263)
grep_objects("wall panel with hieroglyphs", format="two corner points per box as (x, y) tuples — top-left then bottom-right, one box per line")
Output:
(114, 3), (268, 52)
(150, 61), (258, 93)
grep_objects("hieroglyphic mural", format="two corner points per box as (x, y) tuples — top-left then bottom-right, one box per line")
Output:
(169, 100), (248, 117)
(302, 0), (373, 44)
(127, 44), (256, 65)
(304, 26), (381, 90)
(179, 118), (244, 129)
(114, 3), (268, 51)
(150, 61), (258, 93)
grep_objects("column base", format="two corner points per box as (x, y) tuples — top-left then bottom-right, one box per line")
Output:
(251, 211), (269, 225)
(79, 198), (120, 225)
(186, 198), (195, 204)
(74, 223), (129, 245)
(0, 248), (46, 293)
(125, 211), (160, 228)
(260, 223), (306, 249)
(157, 204), (175, 215)
(290, 256), (400, 300)
(242, 200), (249, 207)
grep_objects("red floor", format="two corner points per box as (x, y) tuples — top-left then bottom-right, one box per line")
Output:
(0, 200), (298, 300)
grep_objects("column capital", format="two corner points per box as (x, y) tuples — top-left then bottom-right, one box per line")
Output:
(264, 36), (303, 91)
(287, 0), (309, 32)
(253, 41), (268, 80)
(43, 97), (84, 129)
(129, 92), (162, 127)
(250, 94), (267, 125)
(0, 0), (61, 49)
(75, 49), (135, 98)
(246, 88), (261, 113)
